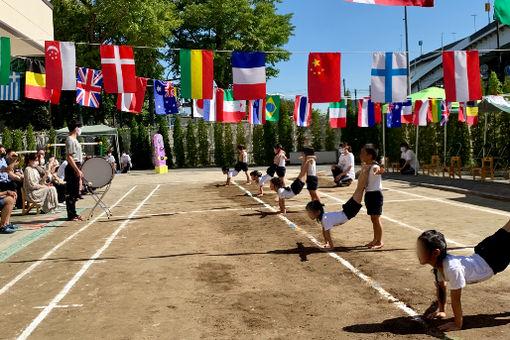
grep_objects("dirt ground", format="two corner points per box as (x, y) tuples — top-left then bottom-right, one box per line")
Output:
(0, 167), (509, 340)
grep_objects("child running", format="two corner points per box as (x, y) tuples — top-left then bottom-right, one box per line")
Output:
(234, 145), (250, 184)
(360, 144), (385, 249)
(270, 153), (314, 214)
(302, 146), (320, 201)
(417, 220), (510, 331)
(250, 170), (272, 196)
(305, 164), (370, 250)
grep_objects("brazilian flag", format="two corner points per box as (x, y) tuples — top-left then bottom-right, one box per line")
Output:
(265, 95), (280, 121)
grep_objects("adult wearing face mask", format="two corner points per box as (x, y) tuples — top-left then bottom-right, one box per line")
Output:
(400, 142), (419, 175)
(65, 121), (84, 221)
(331, 142), (355, 187)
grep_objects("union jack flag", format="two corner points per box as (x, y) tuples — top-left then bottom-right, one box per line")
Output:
(76, 67), (103, 108)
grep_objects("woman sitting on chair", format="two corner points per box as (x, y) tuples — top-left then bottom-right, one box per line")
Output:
(23, 153), (59, 214)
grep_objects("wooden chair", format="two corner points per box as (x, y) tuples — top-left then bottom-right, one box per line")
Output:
(422, 155), (440, 176)
(391, 162), (401, 173)
(442, 156), (462, 179)
(472, 157), (494, 181)
(21, 187), (40, 216)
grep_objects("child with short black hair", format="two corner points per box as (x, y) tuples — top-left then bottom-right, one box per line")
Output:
(221, 166), (238, 186)
(250, 170), (272, 196)
(270, 154), (313, 214)
(234, 145), (250, 185)
(417, 220), (510, 331)
(302, 146), (320, 201)
(306, 164), (371, 250)
(360, 144), (385, 249)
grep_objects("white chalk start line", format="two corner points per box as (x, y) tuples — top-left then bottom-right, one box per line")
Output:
(386, 186), (510, 218)
(319, 191), (468, 248)
(33, 304), (83, 309)
(233, 182), (426, 326)
(17, 185), (160, 340)
(0, 186), (138, 298)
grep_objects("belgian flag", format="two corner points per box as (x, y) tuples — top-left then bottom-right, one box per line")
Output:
(25, 59), (60, 104)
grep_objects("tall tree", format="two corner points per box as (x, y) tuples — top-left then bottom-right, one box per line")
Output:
(252, 125), (264, 165)
(186, 119), (198, 167)
(263, 122), (277, 164)
(173, 114), (186, 167)
(224, 123), (236, 166)
(236, 123), (246, 147)
(213, 122), (224, 166)
(2, 126), (12, 149)
(324, 114), (336, 151)
(197, 119), (210, 166)
(277, 99), (294, 153)
(170, 0), (294, 88)
(26, 124), (36, 150)
(310, 109), (322, 151)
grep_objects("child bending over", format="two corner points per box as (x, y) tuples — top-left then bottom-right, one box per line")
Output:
(417, 220), (510, 331)
(305, 164), (371, 250)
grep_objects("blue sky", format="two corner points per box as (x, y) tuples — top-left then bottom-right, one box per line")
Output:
(268, 0), (493, 111)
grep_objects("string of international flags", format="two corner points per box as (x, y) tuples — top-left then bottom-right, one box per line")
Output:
(0, 35), (482, 128)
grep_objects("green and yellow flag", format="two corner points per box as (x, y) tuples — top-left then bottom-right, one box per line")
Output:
(0, 37), (11, 85)
(179, 49), (214, 99)
(265, 95), (280, 121)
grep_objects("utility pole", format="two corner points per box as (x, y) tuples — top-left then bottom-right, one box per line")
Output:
(486, 2), (491, 25)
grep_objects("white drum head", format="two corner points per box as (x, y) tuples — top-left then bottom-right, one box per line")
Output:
(81, 157), (114, 189)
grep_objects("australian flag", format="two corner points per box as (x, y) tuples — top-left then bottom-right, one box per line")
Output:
(386, 103), (402, 128)
(154, 79), (179, 115)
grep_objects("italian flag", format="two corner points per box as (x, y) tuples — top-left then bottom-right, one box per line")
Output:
(329, 100), (347, 128)
(180, 49), (214, 99)
(0, 37), (10, 85)
(217, 89), (246, 123)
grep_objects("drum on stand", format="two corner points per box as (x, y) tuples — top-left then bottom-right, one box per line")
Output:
(81, 157), (115, 219)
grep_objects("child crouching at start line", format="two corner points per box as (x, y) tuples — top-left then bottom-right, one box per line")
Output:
(221, 166), (239, 186)
(250, 170), (273, 196)
(417, 219), (510, 331)
(305, 164), (371, 250)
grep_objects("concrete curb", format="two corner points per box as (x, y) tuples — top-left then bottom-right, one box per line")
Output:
(386, 179), (510, 202)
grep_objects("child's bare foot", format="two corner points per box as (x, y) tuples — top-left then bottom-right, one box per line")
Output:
(246, 181), (251, 185)
(369, 242), (384, 250)
(256, 193), (264, 197)
(364, 240), (376, 247)
(321, 243), (334, 251)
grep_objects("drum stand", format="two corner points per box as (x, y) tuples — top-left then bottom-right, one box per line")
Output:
(86, 183), (112, 219)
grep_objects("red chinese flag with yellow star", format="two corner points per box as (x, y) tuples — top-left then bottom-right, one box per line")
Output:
(307, 52), (341, 103)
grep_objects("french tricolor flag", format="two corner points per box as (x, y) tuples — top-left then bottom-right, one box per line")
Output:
(248, 99), (266, 125)
(294, 95), (312, 127)
(358, 98), (381, 127)
(232, 51), (266, 100)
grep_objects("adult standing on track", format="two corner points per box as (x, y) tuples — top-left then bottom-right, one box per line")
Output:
(65, 121), (84, 221)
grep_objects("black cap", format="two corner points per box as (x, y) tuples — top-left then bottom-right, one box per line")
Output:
(68, 120), (83, 132)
